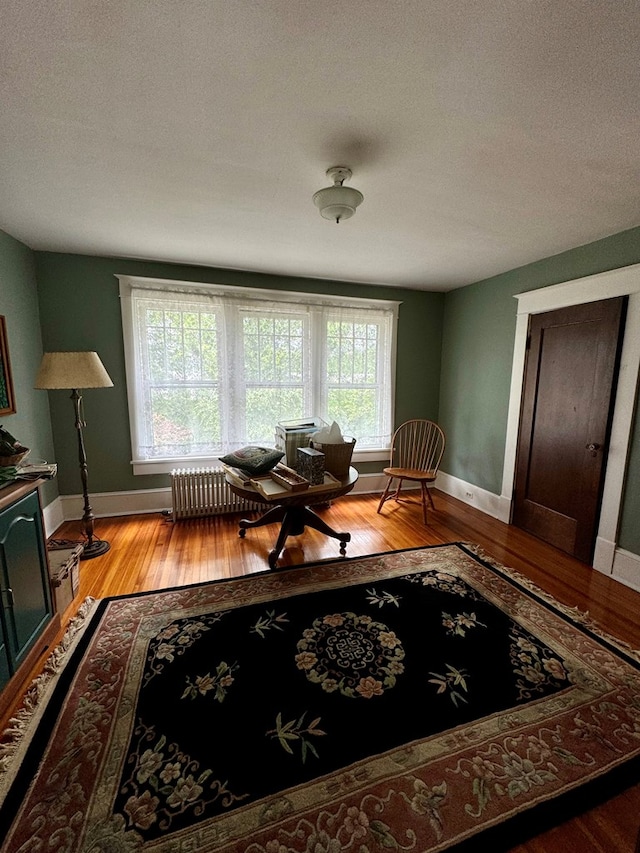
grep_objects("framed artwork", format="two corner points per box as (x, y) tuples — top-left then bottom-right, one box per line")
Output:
(0, 316), (16, 416)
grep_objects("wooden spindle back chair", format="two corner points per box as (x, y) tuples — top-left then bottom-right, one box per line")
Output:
(377, 419), (446, 524)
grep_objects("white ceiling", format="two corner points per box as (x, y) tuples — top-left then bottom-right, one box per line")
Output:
(1, 1), (639, 292)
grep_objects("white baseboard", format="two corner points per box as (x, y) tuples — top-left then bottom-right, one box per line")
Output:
(57, 487), (174, 522)
(593, 537), (640, 594)
(42, 472), (494, 530)
(435, 471), (510, 522)
(609, 548), (640, 593)
(44, 472), (388, 534)
(593, 536), (617, 574)
(42, 497), (65, 538)
(355, 472), (387, 494)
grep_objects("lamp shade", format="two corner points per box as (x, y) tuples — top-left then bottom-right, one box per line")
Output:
(35, 352), (113, 390)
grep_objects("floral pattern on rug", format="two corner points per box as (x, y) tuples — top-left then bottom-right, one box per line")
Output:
(143, 612), (224, 686)
(295, 611), (405, 698)
(2, 543), (640, 853)
(120, 722), (249, 834)
(510, 620), (569, 700)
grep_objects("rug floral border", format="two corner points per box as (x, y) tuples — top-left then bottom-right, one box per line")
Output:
(1, 543), (639, 852)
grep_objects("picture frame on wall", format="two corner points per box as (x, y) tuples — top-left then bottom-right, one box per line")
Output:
(0, 316), (16, 416)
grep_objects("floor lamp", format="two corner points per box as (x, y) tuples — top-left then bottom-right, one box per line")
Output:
(35, 351), (113, 559)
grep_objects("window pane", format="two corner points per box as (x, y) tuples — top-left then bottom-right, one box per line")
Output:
(146, 308), (218, 383)
(243, 315), (304, 383)
(245, 387), (304, 444)
(328, 388), (378, 442)
(148, 328), (167, 382)
(150, 387), (221, 454)
(326, 320), (379, 384)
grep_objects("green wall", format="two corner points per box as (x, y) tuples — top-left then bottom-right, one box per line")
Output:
(439, 225), (640, 554)
(3, 224), (637, 558)
(34, 252), (444, 493)
(0, 231), (57, 505)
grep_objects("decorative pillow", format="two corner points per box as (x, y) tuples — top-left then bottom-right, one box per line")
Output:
(219, 446), (284, 475)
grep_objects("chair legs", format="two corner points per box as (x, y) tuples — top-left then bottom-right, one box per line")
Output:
(377, 476), (404, 513)
(378, 476), (434, 525)
(420, 481), (429, 525)
(425, 483), (435, 508)
(376, 476), (395, 514)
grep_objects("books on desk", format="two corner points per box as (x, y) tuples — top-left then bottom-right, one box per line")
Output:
(223, 461), (341, 500)
(249, 472), (341, 500)
(220, 464), (253, 488)
(269, 464), (310, 492)
(222, 462), (308, 491)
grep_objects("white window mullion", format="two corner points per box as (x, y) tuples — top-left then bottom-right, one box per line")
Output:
(137, 298), (156, 458)
(223, 302), (245, 448)
(376, 317), (388, 443)
(310, 307), (324, 418)
(128, 292), (147, 460)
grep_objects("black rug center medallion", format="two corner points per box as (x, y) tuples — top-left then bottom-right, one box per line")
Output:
(297, 612), (405, 698)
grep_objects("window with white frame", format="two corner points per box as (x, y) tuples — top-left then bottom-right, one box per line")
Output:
(118, 276), (399, 473)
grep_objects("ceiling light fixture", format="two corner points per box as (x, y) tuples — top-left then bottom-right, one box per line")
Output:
(313, 166), (363, 223)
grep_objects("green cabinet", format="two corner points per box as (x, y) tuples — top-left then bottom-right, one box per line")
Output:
(0, 626), (10, 691)
(0, 482), (54, 694)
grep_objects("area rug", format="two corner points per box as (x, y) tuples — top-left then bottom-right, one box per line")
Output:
(1, 543), (639, 852)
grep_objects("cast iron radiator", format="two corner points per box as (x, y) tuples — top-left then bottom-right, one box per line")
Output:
(170, 468), (262, 520)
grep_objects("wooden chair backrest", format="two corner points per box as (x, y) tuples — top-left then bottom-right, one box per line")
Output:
(390, 419), (446, 473)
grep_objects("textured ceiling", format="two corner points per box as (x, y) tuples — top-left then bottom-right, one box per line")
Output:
(1, 1), (639, 291)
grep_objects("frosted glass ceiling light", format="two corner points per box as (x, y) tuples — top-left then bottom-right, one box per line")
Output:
(313, 167), (363, 223)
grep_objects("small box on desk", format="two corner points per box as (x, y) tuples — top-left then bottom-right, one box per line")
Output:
(275, 418), (327, 467)
(47, 544), (83, 614)
(296, 446), (325, 485)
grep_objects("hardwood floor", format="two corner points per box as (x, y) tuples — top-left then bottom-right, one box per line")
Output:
(4, 488), (640, 851)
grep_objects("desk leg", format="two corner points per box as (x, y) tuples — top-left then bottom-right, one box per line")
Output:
(301, 507), (351, 555)
(267, 506), (312, 568)
(239, 504), (352, 570)
(238, 505), (286, 537)
(269, 506), (352, 569)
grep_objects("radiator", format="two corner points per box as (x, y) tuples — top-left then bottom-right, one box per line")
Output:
(170, 467), (262, 520)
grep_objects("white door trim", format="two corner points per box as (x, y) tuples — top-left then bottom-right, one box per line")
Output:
(501, 263), (640, 573)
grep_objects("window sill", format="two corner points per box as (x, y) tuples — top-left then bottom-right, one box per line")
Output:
(132, 448), (389, 476)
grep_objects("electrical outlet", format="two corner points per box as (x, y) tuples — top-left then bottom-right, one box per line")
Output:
(465, 491), (474, 499)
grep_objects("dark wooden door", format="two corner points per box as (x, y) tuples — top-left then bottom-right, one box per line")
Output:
(512, 297), (626, 563)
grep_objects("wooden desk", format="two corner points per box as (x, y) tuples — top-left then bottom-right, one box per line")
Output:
(227, 467), (359, 568)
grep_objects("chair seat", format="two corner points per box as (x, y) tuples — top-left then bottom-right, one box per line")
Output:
(383, 467), (437, 482)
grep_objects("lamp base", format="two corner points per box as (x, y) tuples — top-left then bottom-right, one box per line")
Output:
(81, 539), (111, 560)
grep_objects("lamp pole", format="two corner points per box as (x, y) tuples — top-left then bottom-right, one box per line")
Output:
(71, 388), (110, 559)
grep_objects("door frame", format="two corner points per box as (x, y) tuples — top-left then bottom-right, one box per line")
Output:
(501, 263), (640, 576)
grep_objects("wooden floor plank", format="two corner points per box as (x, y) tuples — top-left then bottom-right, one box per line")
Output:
(3, 488), (639, 851)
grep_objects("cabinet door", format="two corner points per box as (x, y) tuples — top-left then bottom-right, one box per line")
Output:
(0, 490), (53, 672)
(0, 635), (10, 691)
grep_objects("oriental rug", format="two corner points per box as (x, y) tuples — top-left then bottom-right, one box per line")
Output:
(1, 543), (640, 852)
